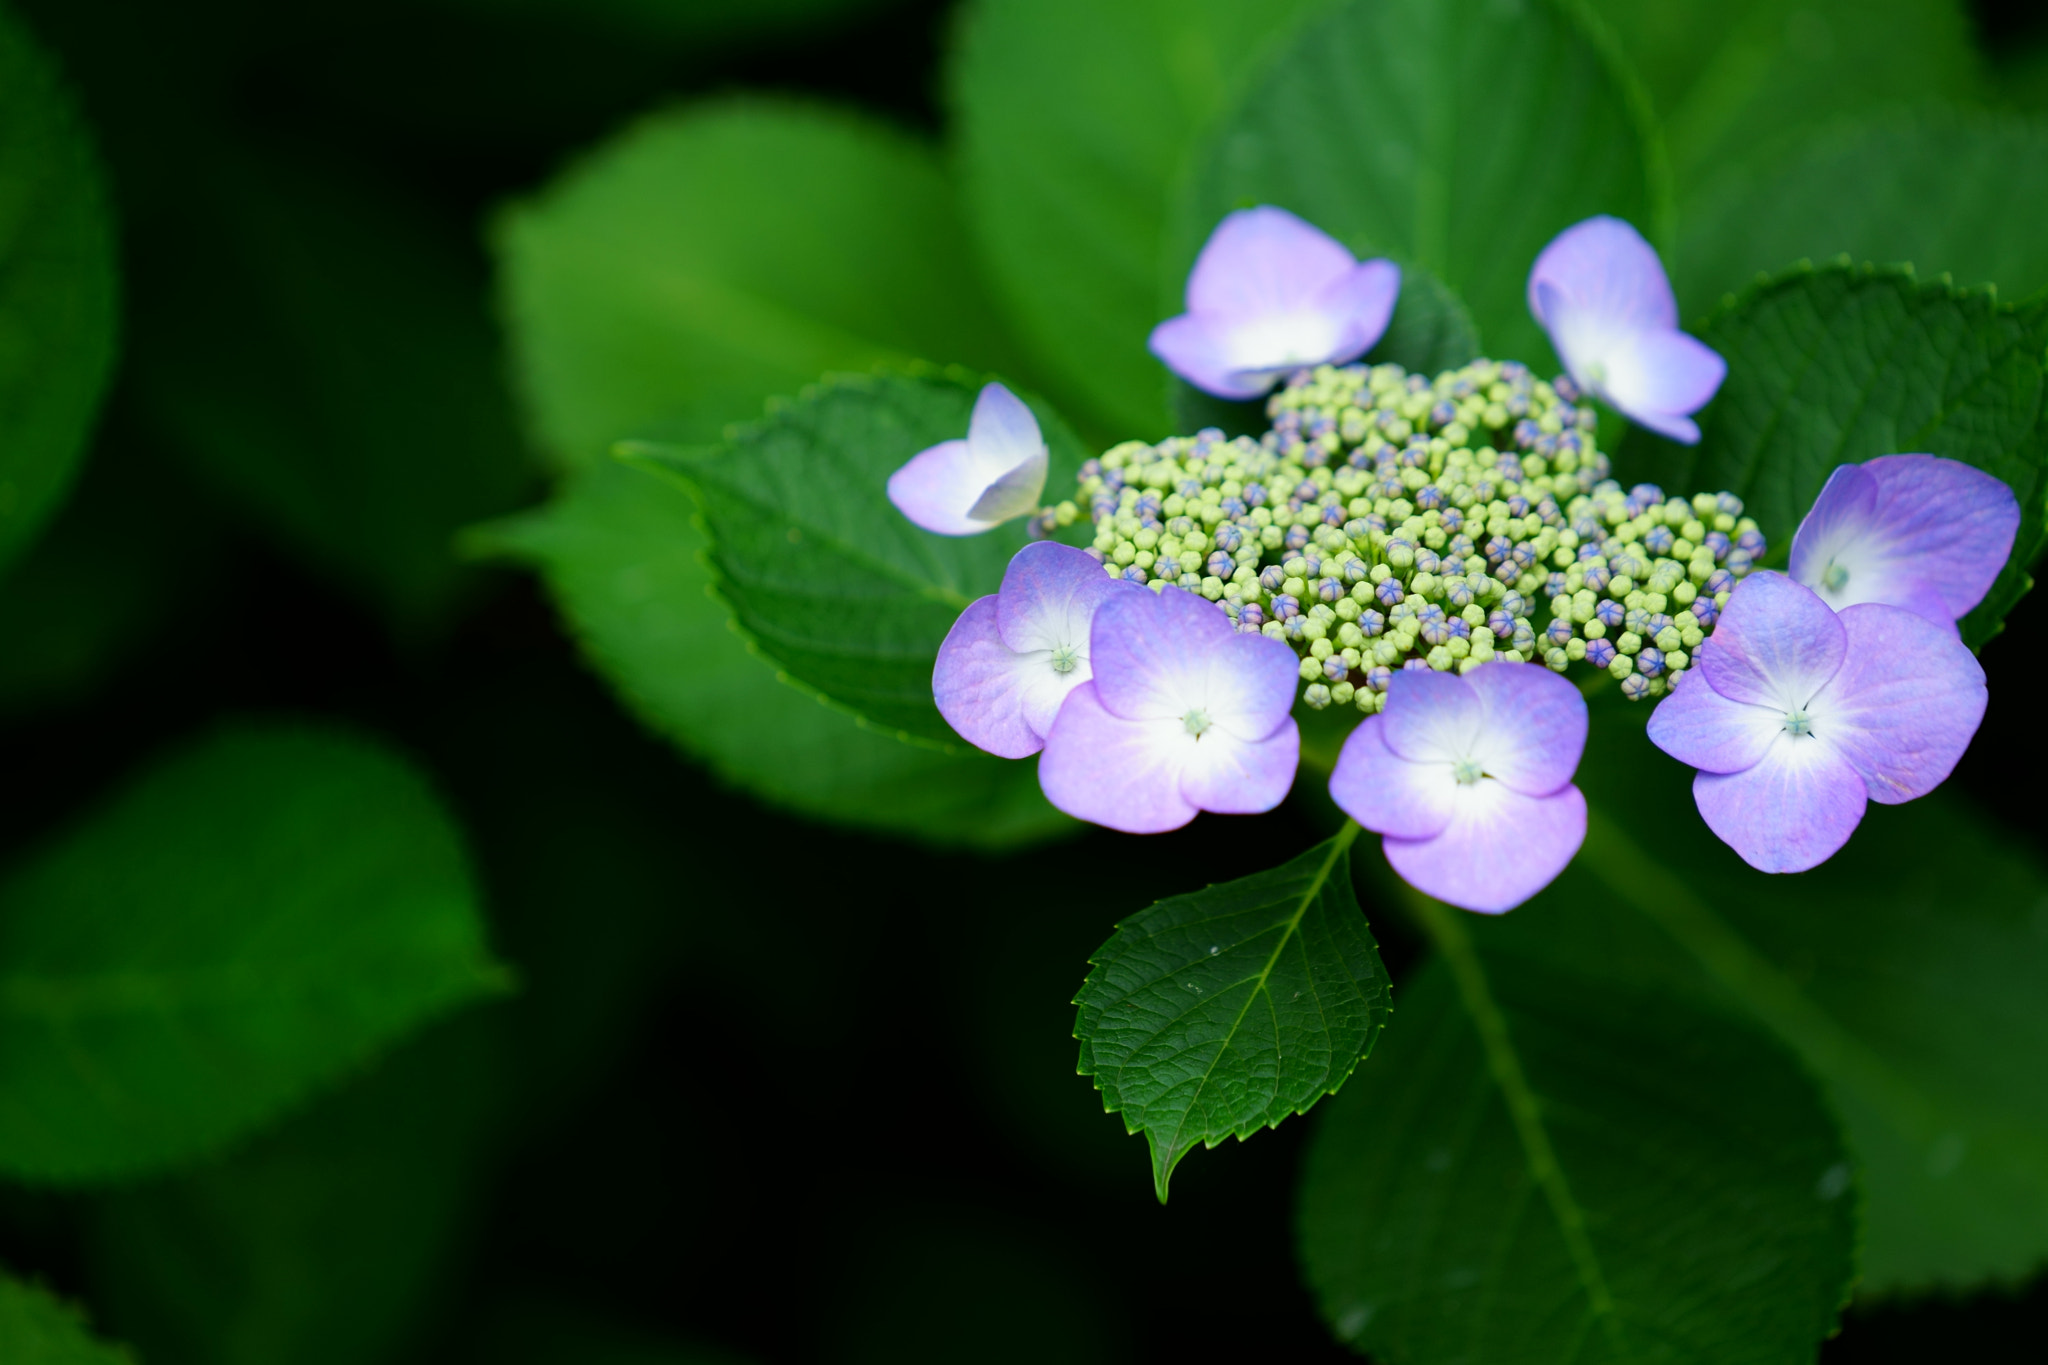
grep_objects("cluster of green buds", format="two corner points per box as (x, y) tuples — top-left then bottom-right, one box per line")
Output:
(1070, 359), (1765, 712)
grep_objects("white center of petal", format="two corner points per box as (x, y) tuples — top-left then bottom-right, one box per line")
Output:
(1783, 709), (1814, 738)
(1452, 758), (1485, 785)
(1183, 708), (1212, 738)
(1049, 644), (1081, 675)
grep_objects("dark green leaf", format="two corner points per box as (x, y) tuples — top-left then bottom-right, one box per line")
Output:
(1626, 263), (2048, 645)
(1077, 826), (1390, 1202)
(467, 458), (1071, 848)
(1675, 106), (2048, 319)
(1299, 889), (1855, 1361)
(642, 367), (1087, 745)
(0, 723), (509, 1183)
(0, 4), (119, 576)
(430, 0), (892, 45)
(0, 1270), (133, 1364)
(1179, 0), (1657, 382)
(952, 0), (1327, 439)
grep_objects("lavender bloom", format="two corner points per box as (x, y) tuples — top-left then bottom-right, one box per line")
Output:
(1038, 587), (1301, 833)
(886, 382), (1049, 535)
(1527, 216), (1726, 444)
(1789, 454), (2021, 632)
(1329, 663), (1589, 914)
(1149, 207), (1401, 400)
(932, 543), (1140, 758)
(1646, 573), (1987, 873)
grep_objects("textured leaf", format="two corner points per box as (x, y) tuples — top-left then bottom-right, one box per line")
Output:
(951, 0), (1326, 439)
(1628, 263), (2048, 645)
(0, 1271), (132, 1364)
(1179, 0), (1657, 383)
(1675, 106), (2048, 318)
(0, 4), (119, 576)
(0, 724), (508, 1183)
(1077, 826), (1390, 1201)
(1299, 890), (1855, 1362)
(642, 368), (1087, 745)
(467, 459), (1070, 848)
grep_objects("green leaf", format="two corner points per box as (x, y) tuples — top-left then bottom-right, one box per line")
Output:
(0, 723), (509, 1183)
(951, 0), (1328, 439)
(1586, 0), (1979, 193)
(0, 3), (119, 577)
(1299, 888), (1855, 1361)
(1178, 0), (1658, 383)
(640, 367), (1086, 745)
(467, 458), (1070, 848)
(1675, 106), (2048, 319)
(0, 1270), (133, 1364)
(1076, 825), (1391, 1202)
(1626, 262), (2048, 645)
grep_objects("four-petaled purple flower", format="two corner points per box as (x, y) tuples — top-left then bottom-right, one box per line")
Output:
(1646, 573), (1986, 873)
(1038, 586), (1300, 833)
(1328, 663), (1589, 914)
(932, 542), (1140, 759)
(1789, 454), (2020, 632)
(1149, 207), (1400, 400)
(887, 382), (1048, 536)
(1527, 216), (1726, 444)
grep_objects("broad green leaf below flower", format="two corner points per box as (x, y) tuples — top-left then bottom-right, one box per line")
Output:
(0, 1269), (133, 1364)
(1076, 825), (1390, 1202)
(0, 724), (509, 1183)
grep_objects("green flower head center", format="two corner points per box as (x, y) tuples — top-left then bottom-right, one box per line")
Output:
(1453, 757), (1485, 785)
(1183, 707), (1212, 737)
(1049, 644), (1081, 674)
(1783, 708), (1814, 737)
(1822, 560), (1850, 593)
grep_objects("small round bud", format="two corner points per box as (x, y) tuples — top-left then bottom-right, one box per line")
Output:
(1303, 682), (1332, 709)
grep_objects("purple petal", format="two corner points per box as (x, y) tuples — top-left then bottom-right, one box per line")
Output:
(966, 381), (1042, 459)
(1328, 716), (1456, 840)
(995, 541), (1136, 655)
(1380, 669), (1484, 765)
(1037, 683), (1197, 833)
(1089, 586), (1272, 726)
(1314, 259), (1402, 361)
(1201, 631), (1301, 741)
(1814, 602), (1987, 805)
(1645, 662), (1781, 774)
(1383, 782), (1587, 915)
(886, 383), (1046, 535)
(1693, 740), (1867, 874)
(1697, 573), (1845, 712)
(1599, 328), (1726, 440)
(886, 438), (991, 536)
(1183, 206), (1357, 318)
(1527, 216), (1676, 334)
(933, 595), (1063, 759)
(1178, 719), (1301, 816)
(1147, 314), (1271, 401)
(1463, 660), (1587, 797)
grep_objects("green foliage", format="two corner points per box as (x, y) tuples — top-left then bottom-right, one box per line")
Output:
(0, 2), (118, 578)
(430, 0), (894, 45)
(0, 724), (509, 1183)
(636, 368), (1085, 745)
(1299, 890), (1856, 1363)
(1628, 263), (2048, 645)
(0, 1271), (133, 1364)
(1076, 826), (1390, 1202)
(1675, 106), (2048, 318)
(951, 0), (1326, 440)
(468, 459), (1069, 847)
(1587, 0), (1979, 192)
(1179, 0), (1656, 382)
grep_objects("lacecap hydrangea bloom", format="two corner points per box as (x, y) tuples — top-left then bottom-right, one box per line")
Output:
(887, 381), (1050, 536)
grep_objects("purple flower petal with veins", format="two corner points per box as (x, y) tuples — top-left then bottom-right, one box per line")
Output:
(1528, 216), (1725, 443)
(933, 542), (1140, 758)
(887, 382), (1049, 536)
(1789, 454), (2020, 631)
(1328, 662), (1588, 914)
(1037, 586), (1299, 833)
(1149, 207), (1400, 400)
(1647, 572), (1987, 872)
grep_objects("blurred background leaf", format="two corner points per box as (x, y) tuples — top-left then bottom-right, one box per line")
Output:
(0, 1269), (132, 1363)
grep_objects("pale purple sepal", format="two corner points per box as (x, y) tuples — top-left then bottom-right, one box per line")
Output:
(1693, 745), (1869, 874)
(1329, 661), (1588, 914)
(1036, 586), (1300, 834)
(1822, 603), (1986, 804)
(1150, 207), (1400, 400)
(1528, 216), (1725, 444)
(886, 382), (1049, 536)
(1696, 573), (1844, 713)
(932, 542), (1138, 759)
(1789, 454), (2021, 629)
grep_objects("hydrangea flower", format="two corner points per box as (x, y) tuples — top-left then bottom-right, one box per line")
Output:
(1789, 454), (2020, 631)
(1149, 207), (1400, 400)
(932, 542), (1138, 759)
(1646, 572), (1986, 873)
(1528, 216), (1726, 444)
(1038, 585), (1300, 833)
(886, 381), (1048, 535)
(1328, 662), (1588, 913)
